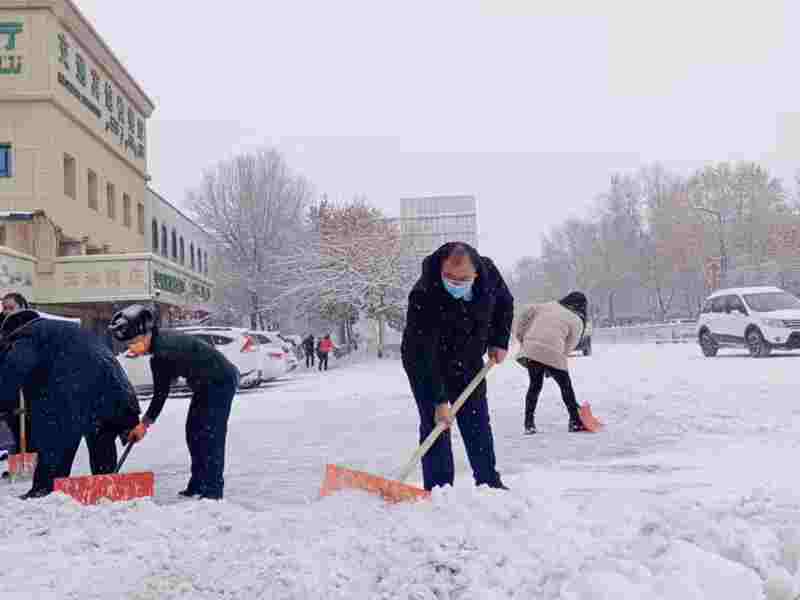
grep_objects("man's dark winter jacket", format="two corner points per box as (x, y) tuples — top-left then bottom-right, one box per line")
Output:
(401, 242), (514, 408)
(146, 329), (239, 423)
(0, 311), (140, 439)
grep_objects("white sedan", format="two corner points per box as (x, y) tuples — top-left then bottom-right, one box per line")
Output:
(117, 327), (263, 395)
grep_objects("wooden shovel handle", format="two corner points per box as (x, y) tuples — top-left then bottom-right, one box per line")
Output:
(19, 392), (26, 454)
(397, 360), (495, 483)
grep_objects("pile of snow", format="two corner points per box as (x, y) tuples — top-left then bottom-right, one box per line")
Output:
(2, 481), (800, 598)
(4, 344), (800, 598)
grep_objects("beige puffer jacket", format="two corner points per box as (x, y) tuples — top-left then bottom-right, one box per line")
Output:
(514, 302), (584, 371)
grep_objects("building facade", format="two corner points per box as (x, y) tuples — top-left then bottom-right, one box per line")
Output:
(0, 0), (214, 339)
(397, 195), (478, 257)
(147, 188), (214, 324)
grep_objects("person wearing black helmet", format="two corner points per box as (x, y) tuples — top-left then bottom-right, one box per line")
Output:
(0, 309), (141, 498)
(109, 304), (239, 500)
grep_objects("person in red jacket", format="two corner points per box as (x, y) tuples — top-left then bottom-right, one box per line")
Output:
(317, 334), (334, 371)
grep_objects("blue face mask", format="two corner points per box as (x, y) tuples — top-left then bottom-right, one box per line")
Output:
(442, 277), (474, 301)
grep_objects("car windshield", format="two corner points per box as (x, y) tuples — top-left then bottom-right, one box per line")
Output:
(743, 292), (800, 313)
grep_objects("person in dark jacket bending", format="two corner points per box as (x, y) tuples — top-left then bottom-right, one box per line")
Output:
(401, 242), (514, 491)
(110, 305), (239, 500)
(0, 309), (141, 498)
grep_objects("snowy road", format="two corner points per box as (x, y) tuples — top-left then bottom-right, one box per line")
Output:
(4, 344), (800, 599)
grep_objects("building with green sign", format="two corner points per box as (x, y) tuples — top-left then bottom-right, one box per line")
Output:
(0, 1), (215, 340)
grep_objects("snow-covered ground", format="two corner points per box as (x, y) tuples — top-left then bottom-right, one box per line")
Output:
(4, 344), (800, 599)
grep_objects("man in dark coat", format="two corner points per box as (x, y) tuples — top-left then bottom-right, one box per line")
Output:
(0, 310), (141, 498)
(401, 242), (514, 491)
(110, 305), (239, 500)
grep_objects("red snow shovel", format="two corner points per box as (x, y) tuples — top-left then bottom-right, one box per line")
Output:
(54, 439), (154, 505)
(320, 360), (495, 503)
(7, 393), (37, 482)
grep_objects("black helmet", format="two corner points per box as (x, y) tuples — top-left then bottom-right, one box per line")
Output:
(109, 304), (155, 342)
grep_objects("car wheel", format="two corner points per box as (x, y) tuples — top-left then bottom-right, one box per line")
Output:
(699, 331), (718, 357)
(747, 329), (771, 358)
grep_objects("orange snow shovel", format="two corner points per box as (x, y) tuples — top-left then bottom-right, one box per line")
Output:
(578, 404), (604, 432)
(320, 360), (495, 503)
(7, 393), (37, 482)
(54, 439), (154, 505)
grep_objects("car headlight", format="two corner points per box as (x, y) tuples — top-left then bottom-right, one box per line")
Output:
(762, 318), (785, 329)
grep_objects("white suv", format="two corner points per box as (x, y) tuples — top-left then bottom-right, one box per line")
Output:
(697, 286), (800, 358)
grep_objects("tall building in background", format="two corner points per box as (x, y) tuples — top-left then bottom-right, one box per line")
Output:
(398, 195), (478, 257)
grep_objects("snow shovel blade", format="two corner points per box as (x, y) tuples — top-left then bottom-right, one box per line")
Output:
(7, 452), (37, 481)
(578, 404), (604, 432)
(53, 472), (154, 505)
(320, 464), (430, 503)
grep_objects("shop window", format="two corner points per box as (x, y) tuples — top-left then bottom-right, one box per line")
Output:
(123, 194), (132, 228)
(0, 144), (11, 177)
(64, 154), (76, 199)
(107, 182), (116, 220)
(87, 169), (98, 210)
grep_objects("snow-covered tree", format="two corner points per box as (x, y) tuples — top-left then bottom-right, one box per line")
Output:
(187, 148), (311, 329)
(271, 197), (417, 354)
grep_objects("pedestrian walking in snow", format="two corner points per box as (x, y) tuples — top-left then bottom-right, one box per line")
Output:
(0, 309), (141, 498)
(514, 292), (588, 434)
(317, 334), (333, 371)
(401, 242), (514, 491)
(303, 334), (316, 368)
(110, 305), (239, 500)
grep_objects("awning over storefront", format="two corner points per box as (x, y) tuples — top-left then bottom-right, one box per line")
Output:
(0, 248), (214, 313)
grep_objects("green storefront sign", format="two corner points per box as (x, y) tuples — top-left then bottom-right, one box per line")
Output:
(0, 23), (23, 75)
(0, 23), (22, 50)
(154, 270), (186, 296)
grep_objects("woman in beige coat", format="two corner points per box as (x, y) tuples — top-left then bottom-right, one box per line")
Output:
(514, 292), (587, 434)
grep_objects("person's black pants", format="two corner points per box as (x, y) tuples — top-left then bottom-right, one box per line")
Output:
(30, 414), (138, 493)
(184, 379), (236, 499)
(407, 364), (503, 491)
(525, 360), (580, 428)
(306, 351), (315, 368)
(318, 352), (329, 371)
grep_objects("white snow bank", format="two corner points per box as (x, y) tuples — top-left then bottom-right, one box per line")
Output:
(2, 480), (798, 599)
(5, 344), (800, 598)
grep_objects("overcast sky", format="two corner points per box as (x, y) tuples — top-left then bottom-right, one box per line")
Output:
(74, 0), (800, 269)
